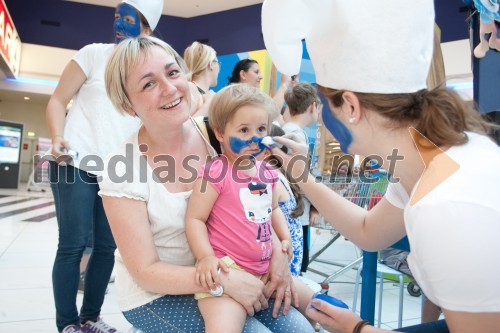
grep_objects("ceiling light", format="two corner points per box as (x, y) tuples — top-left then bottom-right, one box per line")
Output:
(24, 96), (30, 100)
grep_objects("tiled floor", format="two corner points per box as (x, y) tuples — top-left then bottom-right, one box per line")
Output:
(0, 183), (432, 332)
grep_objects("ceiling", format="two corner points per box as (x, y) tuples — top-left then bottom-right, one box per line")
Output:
(65, 0), (264, 18)
(0, 0), (471, 107)
(1, 0), (265, 106)
(0, 90), (51, 105)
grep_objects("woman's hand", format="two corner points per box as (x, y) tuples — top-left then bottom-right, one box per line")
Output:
(271, 135), (309, 182)
(306, 299), (374, 333)
(261, 248), (298, 318)
(51, 136), (73, 164)
(221, 269), (269, 316)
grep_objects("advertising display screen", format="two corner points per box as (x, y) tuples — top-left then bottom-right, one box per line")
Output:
(0, 123), (22, 164)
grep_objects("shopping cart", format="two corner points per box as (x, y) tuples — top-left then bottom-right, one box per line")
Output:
(308, 174), (390, 293)
(27, 154), (50, 192)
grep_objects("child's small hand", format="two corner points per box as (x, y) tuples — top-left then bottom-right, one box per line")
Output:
(281, 240), (292, 261)
(195, 255), (229, 289)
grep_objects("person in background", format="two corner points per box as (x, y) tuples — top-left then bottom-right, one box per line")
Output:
(228, 58), (294, 125)
(183, 41), (221, 117)
(282, 82), (322, 275)
(45, 1), (163, 332)
(262, 0), (500, 332)
(100, 36), (312, 333)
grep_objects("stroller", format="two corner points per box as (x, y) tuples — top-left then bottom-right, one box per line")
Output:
(379, 248), (422, 297)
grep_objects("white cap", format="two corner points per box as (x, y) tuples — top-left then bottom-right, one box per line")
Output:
(123, 0), (163, 30)
(262, 0), (435, 94)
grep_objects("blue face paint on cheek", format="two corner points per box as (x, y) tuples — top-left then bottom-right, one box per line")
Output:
(113, 3), (141, 44)
(322, 105), (353, 153)
(229, 136), (248, 154)
(229, 136), (266, 156)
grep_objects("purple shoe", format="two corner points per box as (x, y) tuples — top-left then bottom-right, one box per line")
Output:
(61, 324), (82, 333)
(81, 319), (119, 333)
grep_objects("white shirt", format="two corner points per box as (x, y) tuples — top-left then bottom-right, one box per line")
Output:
(62, 43), (141, 174)
(385, 132), (500, 312)
(281, 122), (308, 145)
(98, 119), (216, 311)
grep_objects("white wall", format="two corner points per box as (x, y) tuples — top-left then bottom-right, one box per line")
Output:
(441, 39), (474, 100)
(0, 101), (49, 138)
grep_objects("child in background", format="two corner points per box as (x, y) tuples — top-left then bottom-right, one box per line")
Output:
(282, 82), (322, 274)
(263, 125), (305, 276)
(185, 84), (295, 333)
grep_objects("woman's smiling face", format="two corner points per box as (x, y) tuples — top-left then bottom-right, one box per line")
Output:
(124, 46), (191, 124)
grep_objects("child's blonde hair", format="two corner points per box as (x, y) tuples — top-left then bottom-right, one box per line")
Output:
(208, 84), (278, 135)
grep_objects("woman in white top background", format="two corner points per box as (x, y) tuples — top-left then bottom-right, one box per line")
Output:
(45, 1), (162, 332)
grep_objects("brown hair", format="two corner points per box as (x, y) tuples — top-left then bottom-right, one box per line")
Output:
(318, 86), (496, 148)
(285, 82), (320, 116)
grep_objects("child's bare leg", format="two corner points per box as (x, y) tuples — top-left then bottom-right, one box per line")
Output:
(294, 277), (316, 327)
(198, 297), (247, 333)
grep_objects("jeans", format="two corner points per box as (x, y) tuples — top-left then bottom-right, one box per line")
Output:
(49, 163), (116, 332)
(395, 319), (449, 333)
(124, 295), (315, 333)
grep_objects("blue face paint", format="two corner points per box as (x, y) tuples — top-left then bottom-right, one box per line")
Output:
(113, 3), (141, 44)
(229, 136), (266, 157)
(321, 103), (353, 153)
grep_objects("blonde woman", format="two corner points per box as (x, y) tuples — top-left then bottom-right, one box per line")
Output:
(184, 41), (221, 117)
(100, 36), (311, 333)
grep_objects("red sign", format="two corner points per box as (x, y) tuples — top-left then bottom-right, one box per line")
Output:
(0, 0), (21, 78)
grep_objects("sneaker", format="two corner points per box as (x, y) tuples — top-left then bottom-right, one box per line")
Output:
(62, 324), (82, 333)
(81, 319), (120, 333)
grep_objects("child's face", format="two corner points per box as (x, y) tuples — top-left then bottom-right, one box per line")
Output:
(219, 105), (269, 160)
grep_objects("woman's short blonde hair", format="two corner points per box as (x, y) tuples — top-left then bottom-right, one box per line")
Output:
(208, 84), (278, 134)
(183, 41), (217, 82)
(105, 36), (186, 113)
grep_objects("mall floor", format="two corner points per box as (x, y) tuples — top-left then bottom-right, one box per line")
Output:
(0, 183), (431, 332)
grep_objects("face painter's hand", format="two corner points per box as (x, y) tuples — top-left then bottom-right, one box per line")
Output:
(270, 135), (309, 182)
(306, 298), (363, 333)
